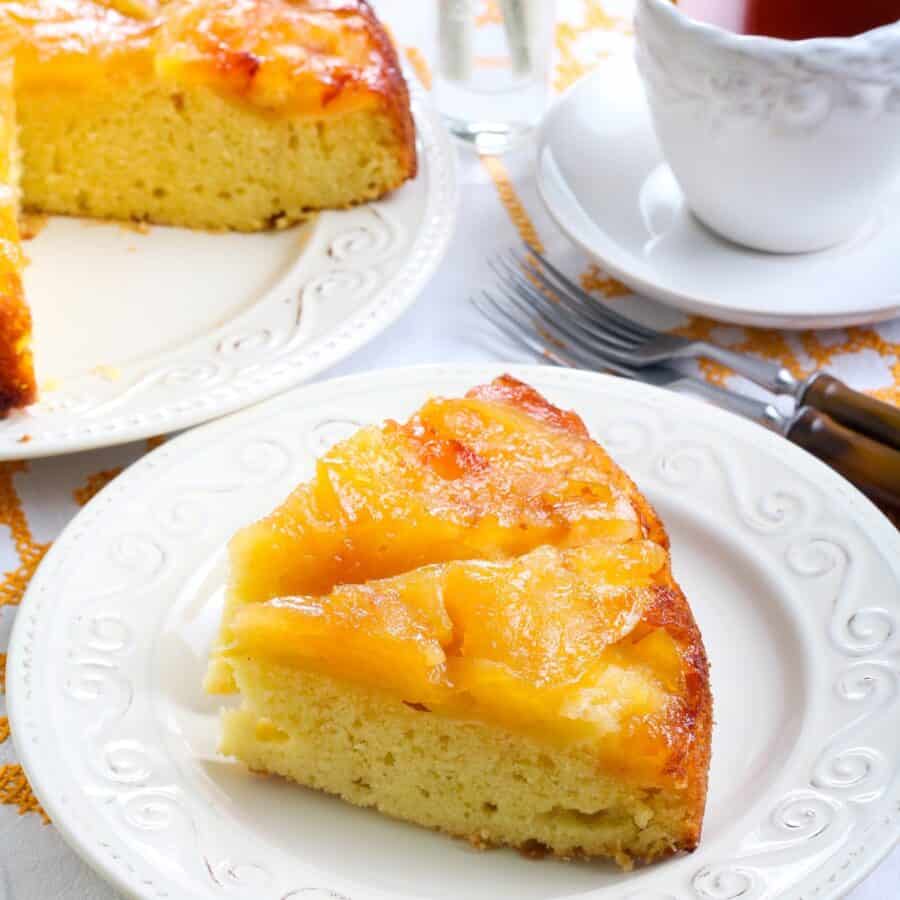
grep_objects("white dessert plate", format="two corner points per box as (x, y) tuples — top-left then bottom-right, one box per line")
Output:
(0, 80), (457, 460)
(9, 364), (900, 900)
(536, 56), (900, 329)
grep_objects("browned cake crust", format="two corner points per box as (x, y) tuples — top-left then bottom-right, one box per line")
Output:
(0, 55), (33, 418)
(641, 577), (713, 856)
(0, 275), (35, 417)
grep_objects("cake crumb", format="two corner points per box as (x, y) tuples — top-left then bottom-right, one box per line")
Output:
(121, 220), (152, 235)
(467, 832), (493, 851)
(19, 213), (48, 241)
(16, 434), (30, 444)
(519, 840), (550, 860)
(92, 364), (121, 381)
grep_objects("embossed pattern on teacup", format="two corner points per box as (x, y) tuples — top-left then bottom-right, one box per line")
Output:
(635, 0), (900, 252)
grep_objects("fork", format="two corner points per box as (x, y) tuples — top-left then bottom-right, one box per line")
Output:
(497, 247), (900, 453)
(473, 289), (900, 512)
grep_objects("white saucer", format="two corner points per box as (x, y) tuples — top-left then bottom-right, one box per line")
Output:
(536, 56), (900, 329)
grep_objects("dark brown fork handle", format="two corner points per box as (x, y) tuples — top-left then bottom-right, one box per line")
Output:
(801, 374), (900, 453)
(788, 407), (900, 512)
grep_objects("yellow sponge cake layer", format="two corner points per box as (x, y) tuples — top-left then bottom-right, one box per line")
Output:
(19, 81), (410, 231)
(223, 664), (699, 868)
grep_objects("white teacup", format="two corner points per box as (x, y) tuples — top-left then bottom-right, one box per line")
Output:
(634, 0), (900, 253)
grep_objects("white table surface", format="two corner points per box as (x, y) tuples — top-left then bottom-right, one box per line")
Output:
(0, 1), (897, 897)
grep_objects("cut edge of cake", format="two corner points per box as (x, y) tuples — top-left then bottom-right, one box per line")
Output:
(11, 0), (418, 232)
(0, 56), (35, 417)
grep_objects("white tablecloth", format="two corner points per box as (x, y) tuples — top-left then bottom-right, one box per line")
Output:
(0, 1), (897, 897)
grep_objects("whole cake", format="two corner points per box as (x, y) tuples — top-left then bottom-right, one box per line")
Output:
(207, 376), (712, 868)
(0, 0), (417, 413)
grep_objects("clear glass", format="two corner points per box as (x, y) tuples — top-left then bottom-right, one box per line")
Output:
(433, 0), (556, 155)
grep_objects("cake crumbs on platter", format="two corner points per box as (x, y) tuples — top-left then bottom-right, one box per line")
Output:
(19, 213), (48, 241)
(92, 365), (121, 381)
(467, 832), (493, 851)
(518, 840), (551, 860)
(121, 220), (152, 235)
(16, 434), (31, 444)
(295, 215), (318, 250)
(79, 219), (151, 235)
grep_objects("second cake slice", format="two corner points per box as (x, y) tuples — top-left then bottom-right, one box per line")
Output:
(208, 376), (712, 867)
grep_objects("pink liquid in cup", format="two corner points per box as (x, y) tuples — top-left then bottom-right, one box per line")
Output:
(676, 0), (900, 39)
